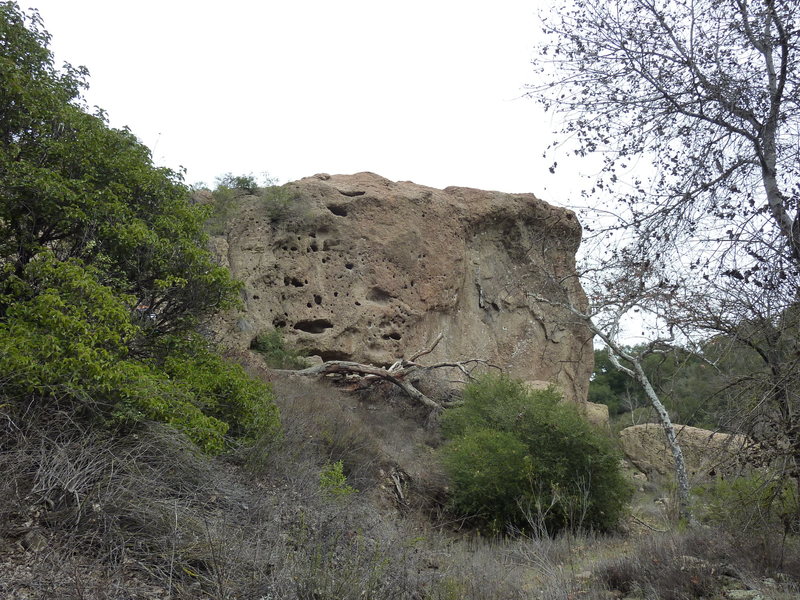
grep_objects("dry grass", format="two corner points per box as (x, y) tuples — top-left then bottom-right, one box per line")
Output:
(2, 371), (799, 599)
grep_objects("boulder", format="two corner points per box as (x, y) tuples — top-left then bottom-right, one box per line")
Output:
(619, 423), (751, 479)
(583, 401), (610, 428)
(209, 172), (593, 404)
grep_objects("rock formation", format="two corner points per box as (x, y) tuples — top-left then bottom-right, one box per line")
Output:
(209, 172), (593, 404)
(619, 423), (752, 479)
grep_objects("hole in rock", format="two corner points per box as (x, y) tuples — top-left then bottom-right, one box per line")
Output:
(314, 294), (322, 305)
(272, 318), (287, 328)
(310, 242), (319, 252)
(294, 319), (334, 334)
(284, 276), (305, 287)
(382, 332), (402, 341)
(367, 287), (393, 303)
(327, 204), (348, 217)
(252, 295), (260, 300)
(337, 189), (365, 197)
(345, 263), (354, 270)
(354, 301), (361, 306)
(314, 350), (352, 362)
(306, 303), (312, 308)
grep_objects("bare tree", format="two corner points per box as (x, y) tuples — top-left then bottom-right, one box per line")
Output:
(532, 0), (799, 275)
(529, 0), (800, 514)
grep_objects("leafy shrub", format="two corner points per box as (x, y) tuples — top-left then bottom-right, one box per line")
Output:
(251, 329), (309, 369)
(157, 335), (282, 443)
(0, 4), (283, 455)
(215, 172), (261, 194)
(0, 255), (280, 454)
(261, 184), (301, 222)
(440, 375), (631, 533)
(319, 460), (358, 498)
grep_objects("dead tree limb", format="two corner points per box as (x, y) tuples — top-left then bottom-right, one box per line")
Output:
(279, 334), (495, 412)
(291, 360), (443, 411)
(408, 332), (443, 362)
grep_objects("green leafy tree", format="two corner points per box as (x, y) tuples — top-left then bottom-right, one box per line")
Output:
(0, 3), (239, 337)
(0, 3), (279, 452)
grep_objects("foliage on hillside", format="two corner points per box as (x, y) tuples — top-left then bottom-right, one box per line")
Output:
(250, 328), (310, 369)
(589, 337), (781, 431)
(0, 2), (279, 451)
(441, 375), (631, 533)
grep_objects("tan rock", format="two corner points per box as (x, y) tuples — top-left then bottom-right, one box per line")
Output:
(619, 423), (751, 479)
(583, 401), (610, 428)
(211, 172), (593, 404)
(523, 380), (554, 392)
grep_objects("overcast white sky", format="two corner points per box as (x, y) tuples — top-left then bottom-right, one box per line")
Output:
(27, 0), (589, 205)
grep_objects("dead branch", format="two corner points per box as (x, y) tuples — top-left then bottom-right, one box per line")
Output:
(291, 360), (443, 411)
(279, 337), (494, 412)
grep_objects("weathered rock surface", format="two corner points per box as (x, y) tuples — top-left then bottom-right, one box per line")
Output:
(619, 423), (752, 479)
(210, 172), (593, 404)
(583, 401), (610, 428)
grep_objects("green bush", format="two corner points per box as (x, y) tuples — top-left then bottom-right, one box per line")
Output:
(251, 329), (309, 369)
(0, 255), (281, 454)
(440, 374), (631, 533)
(0, 5), (281, 456)
(261, 184), (300, 222)
(215, 172), (261, 194)
(159, 335), (281, 444)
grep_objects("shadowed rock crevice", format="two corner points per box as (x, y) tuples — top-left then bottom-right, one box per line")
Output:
(293, 319), (334, 334)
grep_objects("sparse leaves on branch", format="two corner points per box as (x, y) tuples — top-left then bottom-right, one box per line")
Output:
(532, 0), (800, 285)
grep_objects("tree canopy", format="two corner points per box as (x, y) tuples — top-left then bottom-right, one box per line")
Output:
(0, 3), (279, 452)
(534, 0), (799, 282)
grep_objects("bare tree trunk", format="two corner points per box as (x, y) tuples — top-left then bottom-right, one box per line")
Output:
(599, 334), (692, 521)
(631, 361), (691, 520)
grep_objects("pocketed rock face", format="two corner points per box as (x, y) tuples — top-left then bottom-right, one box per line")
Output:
(210, 172), (593, 404)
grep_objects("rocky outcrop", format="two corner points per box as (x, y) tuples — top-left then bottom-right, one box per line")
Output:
(210, 172), (592, 404)
(619, 423), (752, 479)
(583, 401), (610, 428)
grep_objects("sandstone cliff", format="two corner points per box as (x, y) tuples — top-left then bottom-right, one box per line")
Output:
(209, 172), (592, 404)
